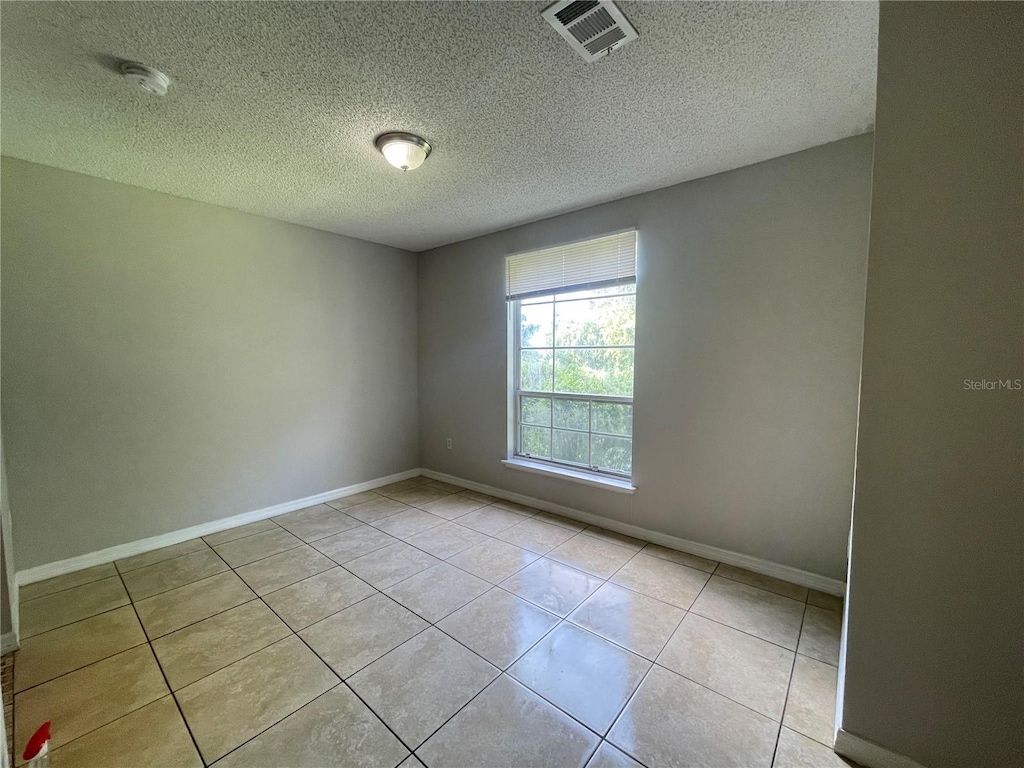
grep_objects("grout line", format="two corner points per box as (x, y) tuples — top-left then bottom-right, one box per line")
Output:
(15, 598), (132, 643)
(12, 477), (834, 767)
(113, 564), (207, 766)
(255, 587), (425, 756)
(772, 601), (810, 766)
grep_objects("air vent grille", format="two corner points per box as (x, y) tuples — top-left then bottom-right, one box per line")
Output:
(555, 0), (598, 26)
(543, 0), (638, 63)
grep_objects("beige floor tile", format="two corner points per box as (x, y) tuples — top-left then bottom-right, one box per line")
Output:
(422, 480), (465, 494)
(325, 490), (383, 510)
(121, 548), (229, 601)
(212, 528), (303, 568)
(783, 654), (838, 747)
(569, 583), (685, 660)
(798, 605), (842, 665)
(691, 576), (805, 650)
(808, 589), (844, 613)
(489, 499), (541, 516)
(548, 535), (637, 579)
(19, 563), (117, 602)
(610, 553), (710, 610)
(300, 593), (429, 678)
(419, 494), (487, 520)
(658, 613), (794, 720)
(312, 524), (397, 563)
(152, 600), (290, 689)
(116, 539), (208, 573)
(213, 686), (409, 768)
(438, 588), (560, 669)
(502, 558), (603, 616)
(235, 545), (334, 595)
(447, 538), (540, 583)
(419, 675), (599, 768)
(202, 519), (278, 547)
(263, 566), (376, 630)
(343, 542), (441, 589)
(458, 506), (531, 535)
(135, 571), (256, 639)
(346, 497), (417, 524)
(348, 627), (499, 748)
(387, 486), (454, 506)
(15, 605), (146, 692)
(580, 526), (646, 552)
(608, 665), (778, 768)
(20, 577), (129, 638)
(714, 563), (809, 602)
(497, 518), (577, 554)
(49, 696), (201, 768)
(774, 727), (857, 768)
(404, 521), (487, 559)
(586, 741), (644, 768)
(375, 479), (430, 496)
(14, 645), (168, 764)
(531, 511), (586, 532)
(176, 636), (337, 764)
(457, 489), (500, 504)
(273, 504), (361, 542)
(385, 563), (490, 623)
(510, 623), (650, 734)
(370, 508), (447, 539)
(640, 543), (719, 573)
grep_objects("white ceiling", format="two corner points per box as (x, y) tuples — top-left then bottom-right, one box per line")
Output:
(0, 1), (877, 252)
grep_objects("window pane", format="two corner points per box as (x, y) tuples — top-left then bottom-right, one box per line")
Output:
(592, 402), (632, 436)
(592, 434), (632, 474)
(521, 396), (551, 426)
(552, 429), (589, 465)
(520, 302), (553, 348)
(553, 398), (589, 431)
(554, 349), (634, 396)
(520, 350), (553, 392)
(555, 284), (635, 302)
(555, 295), (635, 347)
(521, 426), (551, 458)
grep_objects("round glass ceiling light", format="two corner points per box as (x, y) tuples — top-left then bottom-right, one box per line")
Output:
(374, 132), (431, 171)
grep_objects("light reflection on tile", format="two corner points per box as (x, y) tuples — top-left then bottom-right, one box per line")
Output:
(568, 582), (685, 660)
(437, 588), (559, 668)
(509, 623), (650, 733)
(502, 558), (603, 617)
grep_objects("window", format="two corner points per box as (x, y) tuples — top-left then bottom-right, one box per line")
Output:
(507, 230), (637, 480)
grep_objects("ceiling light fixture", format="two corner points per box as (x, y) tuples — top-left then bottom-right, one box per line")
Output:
(120, 62), (171, 96)
(374, 132), (431, 171)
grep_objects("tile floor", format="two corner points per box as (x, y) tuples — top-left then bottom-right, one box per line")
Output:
(9, 476), (854, 767)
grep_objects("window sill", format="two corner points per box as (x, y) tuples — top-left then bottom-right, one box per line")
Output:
(501, 458), (636, 494)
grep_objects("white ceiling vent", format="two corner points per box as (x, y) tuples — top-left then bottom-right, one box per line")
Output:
(543, 0), (638, 62)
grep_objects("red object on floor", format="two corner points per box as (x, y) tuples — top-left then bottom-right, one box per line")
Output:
(23, 721), (51, 761)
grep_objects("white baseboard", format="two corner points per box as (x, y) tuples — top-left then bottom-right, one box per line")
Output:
(1, 631), (18, 655)
(16, 469), (421, 587)
(421, 468), (846, 595)
(834, 729), (929, 768)
(14, 465), (845, 596)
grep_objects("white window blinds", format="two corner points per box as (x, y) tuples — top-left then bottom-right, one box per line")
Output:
(505, 229), (637, 300)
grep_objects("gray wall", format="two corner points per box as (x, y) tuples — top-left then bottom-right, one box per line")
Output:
(418, 135), (874, 580)
(840, 3), (1023, 766)
(1, 158), (419, 570)
(1, 438), (14, 638)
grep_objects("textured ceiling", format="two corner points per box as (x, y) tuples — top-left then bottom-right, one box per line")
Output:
(0, 1), (877, 251)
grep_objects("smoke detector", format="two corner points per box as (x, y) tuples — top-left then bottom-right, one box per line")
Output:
(543, 1), (638, 62)
(120, 62), (171, 96)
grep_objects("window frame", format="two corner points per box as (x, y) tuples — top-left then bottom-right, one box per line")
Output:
(507, 283), (636, 482)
